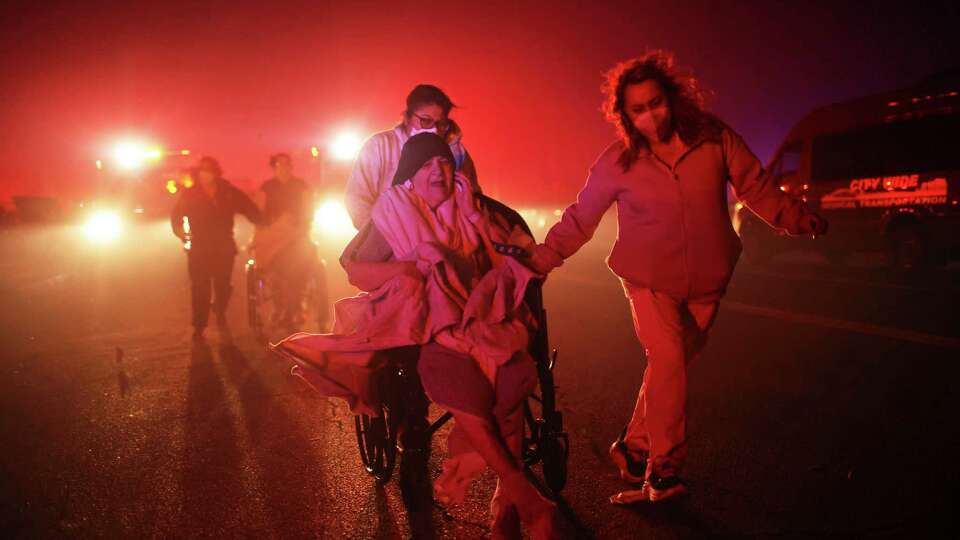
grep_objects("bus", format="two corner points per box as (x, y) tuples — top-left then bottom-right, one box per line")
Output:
(738, 70), (960, 268)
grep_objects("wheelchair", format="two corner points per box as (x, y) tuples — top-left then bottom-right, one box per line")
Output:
(353, 197), (569, 496)
(245, 240), (330, 337)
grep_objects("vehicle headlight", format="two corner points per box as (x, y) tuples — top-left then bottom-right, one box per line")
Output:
(312, 199), (355, 238)
(327, 131), (363, 161)
(110, 140), (162, 171)
(83, 210), (124, 243)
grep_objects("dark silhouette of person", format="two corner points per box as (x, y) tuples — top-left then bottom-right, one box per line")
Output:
(171, 156), (260, 341)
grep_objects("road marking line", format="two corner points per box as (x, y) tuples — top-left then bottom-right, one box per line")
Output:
(550, 272), (960, 350)
(737, 266), (959, 294)
(723, 300), (960, 351)
(550, 274), (960, 350)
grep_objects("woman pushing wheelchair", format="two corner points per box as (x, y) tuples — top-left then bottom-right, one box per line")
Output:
(272, 133), (560, 540)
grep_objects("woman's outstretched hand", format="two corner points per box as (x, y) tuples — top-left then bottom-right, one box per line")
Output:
(528, 244), (564, 275)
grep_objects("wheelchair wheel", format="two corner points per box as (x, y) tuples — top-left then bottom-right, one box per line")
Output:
(522, 348), (569, 496)
(355, 405), (398, 484)
(539, 414), (569, 494)
(304, 257), (330, 331)
(245, 259), (266, 335)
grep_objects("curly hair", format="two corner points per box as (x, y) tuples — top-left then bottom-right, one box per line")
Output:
(602, 50), (723, 171)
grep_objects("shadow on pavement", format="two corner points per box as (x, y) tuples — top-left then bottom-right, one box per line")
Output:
(358, 484), (405, 539)
(398, 446), (438, 539)
(534, 480), (595, 539)
(620, 498), (717, 537)
(217, 342), (331, 535)
(177, 341), (247, 532)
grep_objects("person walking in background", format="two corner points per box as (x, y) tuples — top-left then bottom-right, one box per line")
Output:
(171, 156), (261, 342)
(253, 152), (319, 330)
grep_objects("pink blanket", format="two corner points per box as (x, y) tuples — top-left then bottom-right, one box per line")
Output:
(271, 181), (538, 415)
(249, 214), (305, 270)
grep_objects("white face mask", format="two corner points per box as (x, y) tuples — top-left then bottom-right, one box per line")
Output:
(409, 126), (438, 137)
(632, 111), (660, 140)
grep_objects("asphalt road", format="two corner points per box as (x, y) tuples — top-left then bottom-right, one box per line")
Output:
(1, 214), (958, 539)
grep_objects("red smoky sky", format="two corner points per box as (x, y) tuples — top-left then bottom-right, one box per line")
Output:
(1, 0), (958, 206)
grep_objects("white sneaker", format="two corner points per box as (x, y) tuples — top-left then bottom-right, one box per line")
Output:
(610, 475), (687, 505)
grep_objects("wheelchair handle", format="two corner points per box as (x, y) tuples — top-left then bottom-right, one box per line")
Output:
(493, 242), (531, 258)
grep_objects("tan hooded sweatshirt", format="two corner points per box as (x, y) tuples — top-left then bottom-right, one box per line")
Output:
(544, 128), (811, 302)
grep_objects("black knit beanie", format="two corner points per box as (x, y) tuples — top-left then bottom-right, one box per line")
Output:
(391, 133), (455, 186)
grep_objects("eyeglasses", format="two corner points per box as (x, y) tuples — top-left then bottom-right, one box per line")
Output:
(413, 113), (449, 130)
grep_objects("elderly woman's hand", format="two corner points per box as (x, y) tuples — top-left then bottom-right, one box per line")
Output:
(454, 171), (474, 192)
(528, 243), (564, 274)
(454, 171), (482, 221)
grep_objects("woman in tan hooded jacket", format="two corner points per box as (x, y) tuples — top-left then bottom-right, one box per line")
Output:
(530, 51), (828, 503)
(345, 84), (479, 229)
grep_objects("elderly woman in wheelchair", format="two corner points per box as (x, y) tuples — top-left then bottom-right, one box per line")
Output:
(272, 133), (560, 539)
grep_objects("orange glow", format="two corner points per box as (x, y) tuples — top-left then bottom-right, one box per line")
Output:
(517, 208), (559, 230)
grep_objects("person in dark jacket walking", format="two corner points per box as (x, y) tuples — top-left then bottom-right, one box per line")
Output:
(171, 156), (260, 341)
(529, 51), (828, 503)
